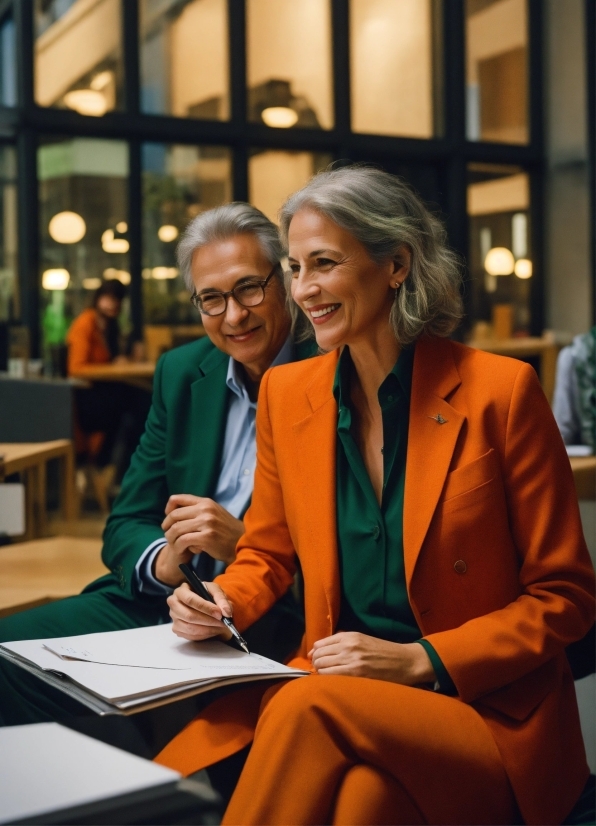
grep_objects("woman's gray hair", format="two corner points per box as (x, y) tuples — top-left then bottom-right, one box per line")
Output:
(177, 202), (285, 291)
(279, 166), (463, 345)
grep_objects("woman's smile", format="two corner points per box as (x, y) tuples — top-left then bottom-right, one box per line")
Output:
(308, 303), (341, 323)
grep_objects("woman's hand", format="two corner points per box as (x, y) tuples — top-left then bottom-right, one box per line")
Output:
(167, 581), (233, 642)
(309, 632), (436, 685)
(154, 494), (244, 586)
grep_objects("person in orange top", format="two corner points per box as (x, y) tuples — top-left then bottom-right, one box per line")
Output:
(67, 280), (150, 479)
(159, 167), (595, 825)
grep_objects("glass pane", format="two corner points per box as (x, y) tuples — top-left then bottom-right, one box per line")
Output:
(465, 0), (528, 144)
(0, 14), (16, 107)
(467, 164), (532, 340)
(350, 0), (438, 138)
(140, 0), (229, 119)
(35, 0), (123, 115)
(247, 0), (333, 130)
(0, 146), (17, 321)
(248, 150), (332, 223)
(142, 143), (232, 329)
(38, 137), (130, 360)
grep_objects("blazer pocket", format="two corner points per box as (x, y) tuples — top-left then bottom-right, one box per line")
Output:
(440, 448), (498, 505)
(474, 657), (558, 722)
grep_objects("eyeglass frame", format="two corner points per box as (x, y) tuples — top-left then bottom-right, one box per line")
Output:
(190, 264), (280, 316)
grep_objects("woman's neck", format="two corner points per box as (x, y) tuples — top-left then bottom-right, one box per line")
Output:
(347, 330), (401, 405)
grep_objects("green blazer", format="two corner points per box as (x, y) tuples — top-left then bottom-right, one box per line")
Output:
(88, 336), (312, 602)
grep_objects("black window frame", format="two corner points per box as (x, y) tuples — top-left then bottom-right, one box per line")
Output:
(0, 0), (548, 355)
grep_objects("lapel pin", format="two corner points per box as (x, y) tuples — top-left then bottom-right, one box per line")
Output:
(429, 413), (448, 424)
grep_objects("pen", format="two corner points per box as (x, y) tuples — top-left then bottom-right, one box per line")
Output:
(178, 563), (250, 654)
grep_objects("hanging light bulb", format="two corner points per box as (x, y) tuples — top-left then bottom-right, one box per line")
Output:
(261, 106), (298, 128)
(514, 258), (533, 279)
(158, 224), (179, 243)
(83, 277), (102, 290)
(63, 89), (107, 117)
(42, 269), (70, 290)
(102, 229), (129, 253)
(484, 247), (514, 276)
(116, 221), (128, 233)
(48, 211), (86, 244)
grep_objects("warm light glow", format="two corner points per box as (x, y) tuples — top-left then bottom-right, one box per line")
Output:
(90, 71), (113, 91)
(101, 229), (129, 254)
(158, 224), (179, 243)
(103, 268), (131, 285)
(152, 266), (179, 280)
(514, 258), (532, 279)
(48, 211), (86, 244)
(42, 268), (70, 290)
(83, 277), (102, 290)
(116, 221), (128, 233)
(63, 89), (107, 117)
(484, 247), (514, 276)
(261, 106), (299, 128)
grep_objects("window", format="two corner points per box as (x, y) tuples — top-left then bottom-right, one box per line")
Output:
(35, 0), (123, 116)
(465, 0), (529, 144)
(142, 143), (232, 327)
(0, 14), (16, 107)
(246, 0), (333, 130)
(467, 164), (532, 339)
(0, 146), (17, 320)
(140, 0), (229, 119)
(38, 137), (130, 353)
(248, 150), (332, 223)
(350, 0), (439, 138)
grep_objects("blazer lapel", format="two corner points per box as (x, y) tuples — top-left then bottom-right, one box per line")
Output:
(291, 352), (341, 628)
(404, 337), (465, 585)
(188, 347), (230, 497)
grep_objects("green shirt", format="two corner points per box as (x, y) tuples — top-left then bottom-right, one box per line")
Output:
(333, 344), (455, 693)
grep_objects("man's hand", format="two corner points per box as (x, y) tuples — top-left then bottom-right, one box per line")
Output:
(168, 581), (234, 642)
(154, 494), (244, 587)
(309, 632), (436, 685)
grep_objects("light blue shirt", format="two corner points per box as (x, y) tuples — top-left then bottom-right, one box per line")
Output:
(134, 337), (294, 595)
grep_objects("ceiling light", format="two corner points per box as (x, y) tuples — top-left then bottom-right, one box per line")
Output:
(90, 70), (113, 91)
(102, 229), (129, 253)
(484, 247), (514, 276)
(83, 277), (102, 290)
(42, 268), (70, 290)
(103, 268), (131, 285)
(514, 258), (532, 279)
(116, 221), (128, 233)
(158, 224), (179, 243)
(152, 267), (179, 280)
(63, 89), (107, 117)
(48, 211), (86, 244)
(261, 106), (298, 128)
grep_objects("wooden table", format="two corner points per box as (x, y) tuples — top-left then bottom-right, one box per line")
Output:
(468, 336), (559, 402)
(0, 441), (77, 539)
(0, 536), (106, 617)
(70, 362), (156, 391)
(570, 456), (596, 500)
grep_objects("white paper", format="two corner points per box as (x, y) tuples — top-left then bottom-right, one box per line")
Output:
(2, 623), (307, 705)
(0, 723), (180, 824)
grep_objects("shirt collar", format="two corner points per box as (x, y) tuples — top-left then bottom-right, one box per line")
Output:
(333, 343), (416, 409)
(226, 334), (295, 405)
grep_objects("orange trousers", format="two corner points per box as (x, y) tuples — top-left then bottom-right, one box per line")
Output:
(223, 676), (518, 826)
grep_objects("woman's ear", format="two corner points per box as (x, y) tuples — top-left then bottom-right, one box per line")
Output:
(391, 246), (411, 289)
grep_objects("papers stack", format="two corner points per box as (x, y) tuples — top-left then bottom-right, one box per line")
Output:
(0, 623), (308, 716)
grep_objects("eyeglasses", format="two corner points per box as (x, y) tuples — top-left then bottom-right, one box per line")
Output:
(190, 265), (279, 316)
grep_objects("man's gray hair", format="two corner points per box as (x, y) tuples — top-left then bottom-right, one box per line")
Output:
(279, 166), (463, 345)
(177, 202), (285, 291)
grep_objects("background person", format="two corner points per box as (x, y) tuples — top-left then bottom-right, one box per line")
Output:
(161, 168), (595, 825)
(552, 326), (596, 451)
(0, 204), (309, 764)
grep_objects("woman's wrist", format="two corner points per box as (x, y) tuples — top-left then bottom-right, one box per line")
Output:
(404, 642), (436, 685)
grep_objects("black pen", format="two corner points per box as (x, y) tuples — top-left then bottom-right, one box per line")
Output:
(178, 563), (250, 654)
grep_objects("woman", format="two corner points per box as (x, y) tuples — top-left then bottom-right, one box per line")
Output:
(161, 167), (595, 825)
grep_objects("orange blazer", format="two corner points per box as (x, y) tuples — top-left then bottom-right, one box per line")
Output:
(66, 308), (111, 376)
(159, 336), (595, 825)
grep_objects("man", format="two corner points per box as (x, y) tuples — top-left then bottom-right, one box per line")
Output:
(0, 203), (310, 737)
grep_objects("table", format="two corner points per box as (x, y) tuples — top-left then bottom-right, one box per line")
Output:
(0, 441), (77, 539)
(570, 456), (596, 500)
(468, 336), (559, 402)
(0, 535), (106, 617)
(69, 362), (156, 391)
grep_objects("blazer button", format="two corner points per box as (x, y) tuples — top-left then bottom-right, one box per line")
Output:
(454, 559), (467, 574)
